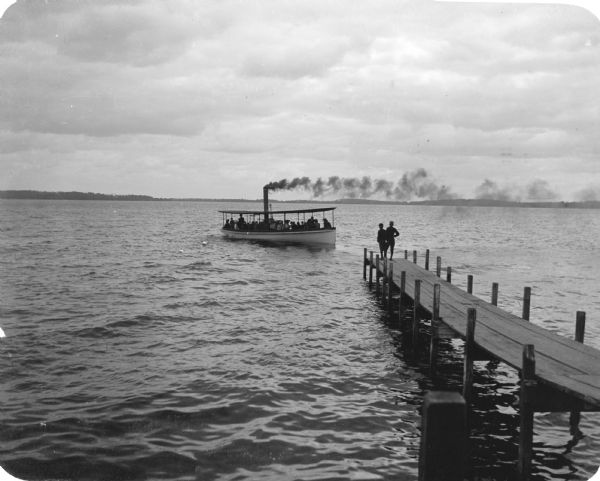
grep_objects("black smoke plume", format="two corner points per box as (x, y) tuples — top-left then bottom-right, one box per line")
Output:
(264, 169), (455, 201)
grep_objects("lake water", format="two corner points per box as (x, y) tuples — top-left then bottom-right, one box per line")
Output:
(0, 199), (599, 480)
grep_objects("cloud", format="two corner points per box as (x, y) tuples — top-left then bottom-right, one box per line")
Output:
(0, 0), (598, 199)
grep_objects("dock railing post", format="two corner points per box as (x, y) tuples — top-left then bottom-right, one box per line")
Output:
(446, 266), (452, 283)
(462, 308), (476, 405)
(368, 251), (374, 289)
(382, 258), (388, 304)
(412, 280), (421, 347)
(363, 248), (367, 280)
(404, 249), (408, 260)
(388, 261), (394, 317)
(429, 284), (441, 376)
(425, 249), (430, 270)
(491, 283), (499, 306)
(575, 311), (586, 343)
(436, 256), (442, 277)
(467, 275), (473, 294)
(413, 250), (418, 264)
(375, 254), (380, 296)
(418, 391), (467, 481)
(399, 271), (406, 328)
(522, 287), (531, 321)
(518, 344), (536, 481)
(570, 311), (586, 435)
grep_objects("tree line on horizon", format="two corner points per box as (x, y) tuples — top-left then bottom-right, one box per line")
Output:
(0, 190), (156, 201)
(1, 190), (599, 209)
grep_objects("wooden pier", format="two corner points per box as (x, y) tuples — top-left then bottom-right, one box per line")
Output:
(362, 248), (600, 480)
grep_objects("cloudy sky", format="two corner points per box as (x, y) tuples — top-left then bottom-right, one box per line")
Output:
(0, 0), (599, 200)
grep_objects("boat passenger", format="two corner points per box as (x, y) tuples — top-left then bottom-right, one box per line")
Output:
(323, 218), (332, 229)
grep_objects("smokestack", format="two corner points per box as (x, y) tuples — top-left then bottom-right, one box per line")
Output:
(263, 186), (269, 222)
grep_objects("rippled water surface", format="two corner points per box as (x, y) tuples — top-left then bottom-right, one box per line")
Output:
(1, 200), (599, 480)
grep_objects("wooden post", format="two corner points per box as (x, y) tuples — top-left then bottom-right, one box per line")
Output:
(462, 308), (476, 405)
(522, 287), (531, 321)
(404, 249), (408, 260)
(413, 250), (417, 264)
(467, 275), (473, 294)
(570, 311), (586, 434)
(518, 344), (536, 481)
(575, 311), (585, 343)
(436, 256), (442, 277)
(382, 258), (388, 304)
(399, 270), (406, 328)
(446, 266), (452, 283)
(429, 284), (441, 375)
(425, 249), (430, 270)
(418, 391), (467, 481)
(412, 280), (421, 347)
(368, 251), (374, 289)
(491, 283), (499, 306)
(388, 261), (394, 317)
(375, 254), (380, 296)
(363, 247), (367, 280)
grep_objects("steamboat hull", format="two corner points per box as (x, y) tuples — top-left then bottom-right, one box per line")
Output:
(221, 228), (336, 245)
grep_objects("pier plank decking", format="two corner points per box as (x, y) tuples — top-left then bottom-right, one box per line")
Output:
(364, 250), (600, 480)
(387, 257), (600, 406)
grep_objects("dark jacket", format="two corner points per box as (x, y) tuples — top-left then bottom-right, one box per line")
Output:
(377, 228), (386, 244)
(386, 226), (399, 242)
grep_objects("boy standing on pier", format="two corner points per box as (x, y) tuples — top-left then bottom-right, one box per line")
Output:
(386, 221), (400, 259)
(377, 223), (388, 258)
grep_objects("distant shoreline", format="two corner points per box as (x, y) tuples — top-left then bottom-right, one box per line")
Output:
(1, 189), (599, 209)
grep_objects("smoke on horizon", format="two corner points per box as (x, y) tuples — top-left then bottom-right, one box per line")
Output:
(574, 185), (600, 202)
(474, 178), (560, 202)
(264, 169), (455, 201)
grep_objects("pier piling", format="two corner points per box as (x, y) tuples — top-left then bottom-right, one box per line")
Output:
(522, 287), (531, 321)
(375, 254), (380, 295)
(467, 275), (473, 294)
(518, 344), (536, 481)
(436, 256), (442, 277)
(399, 271), (407, 327)
(368, 251), (374, 288)
(570, 311), (587, 434)
(462, 308), (476, 405)
(575, 311), (586, 343)
(425, 249), (430, 270)
(491, 282), (499, 306)
(429, 284), (441, 375)
(446, 266), (452, 284)
(412, 279), (421, 347)
(387, 262), (394, 317)
(382, 258), (388, 304)
(418, 391), (467, 481)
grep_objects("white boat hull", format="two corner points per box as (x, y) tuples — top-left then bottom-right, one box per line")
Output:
(221, 228), (336, 245)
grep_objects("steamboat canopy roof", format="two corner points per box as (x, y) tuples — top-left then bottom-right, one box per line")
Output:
(218, 206), (336, 215)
